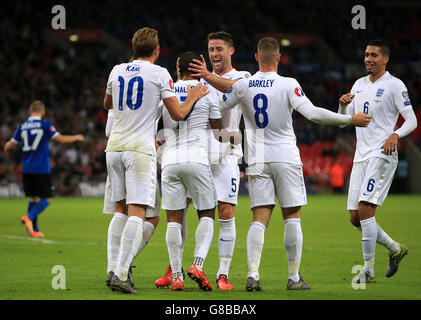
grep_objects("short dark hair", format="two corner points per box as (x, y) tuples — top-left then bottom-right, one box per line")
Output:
(179, 51), (200, 77)
(207, 31), (234, 48)
(367, 39), (390, 56)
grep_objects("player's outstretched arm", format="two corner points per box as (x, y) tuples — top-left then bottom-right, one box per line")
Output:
(188, 55), (237, 92)
(296, 101), (371, 127)
(53, 134), (85, 144)
(209, 118), (242, 145)
(3, 140), (17, 153)
(163, 83), (209, 121)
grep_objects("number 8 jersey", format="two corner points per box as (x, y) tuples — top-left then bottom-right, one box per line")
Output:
(105, 60), (175, 155)
(221, 71), (310, 165)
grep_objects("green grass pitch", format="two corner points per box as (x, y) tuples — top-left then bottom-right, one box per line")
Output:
(0, 195), (420, 300)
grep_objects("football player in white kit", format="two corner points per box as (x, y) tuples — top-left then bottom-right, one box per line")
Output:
(205, 32), (251, 290)
(189, 36), (372, 291)
(103, 105), (163, 291)
(338, 39), (417, 284)
(154, 31), (249, 290)
(161, 51), (241, 291)
(103, 27), (209, 294)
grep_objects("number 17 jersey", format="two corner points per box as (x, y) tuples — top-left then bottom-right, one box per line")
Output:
(105, 60), (175, 155)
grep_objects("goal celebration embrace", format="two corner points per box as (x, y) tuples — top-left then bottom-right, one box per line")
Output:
(96, 27), (416, 294)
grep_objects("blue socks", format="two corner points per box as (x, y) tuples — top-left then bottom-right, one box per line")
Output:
(28, 199), (50, 231)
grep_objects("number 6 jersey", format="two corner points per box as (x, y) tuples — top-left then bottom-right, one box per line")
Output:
(105, 60), (175, 155)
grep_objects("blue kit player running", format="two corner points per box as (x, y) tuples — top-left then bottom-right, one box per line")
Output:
(4, 100), (84, 238)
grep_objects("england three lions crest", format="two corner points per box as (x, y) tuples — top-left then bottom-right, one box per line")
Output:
(376, 88), (384, 97)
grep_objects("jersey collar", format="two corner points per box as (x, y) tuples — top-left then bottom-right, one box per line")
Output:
(28, 116), (41, 120)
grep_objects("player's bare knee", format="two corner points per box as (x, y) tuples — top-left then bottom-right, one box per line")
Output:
(146, 216), (159, 228)
(218, 202), (235, 220)
(358, 201), (376, 220)
(349, 210), (360, 227)
(281, 206), (301, 221)
(198, 208), (215, 220)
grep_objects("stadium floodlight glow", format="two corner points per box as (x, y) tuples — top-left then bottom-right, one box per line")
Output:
(280, 39), (291, 47)
(69, 34), (79, 42)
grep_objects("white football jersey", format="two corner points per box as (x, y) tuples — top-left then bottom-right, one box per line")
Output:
(221, 71), (310, 165)
(105, 60), (175, 155)
(345, 71), (413, 164)
(161, 79), (221, 168)
(204, 69), (251, 163)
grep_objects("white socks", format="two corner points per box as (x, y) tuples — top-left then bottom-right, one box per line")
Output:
(246, 221), (265, 280)
(355, 223), (400, 254)
(217, 218), (236, 278)
(166, 222), (183, 279)
(135, 221), (156, 258)
(107, 212), (128, 274)
(193, 216), (214, 271)
(284, 218), (303, 282)
(361, 217), (377, 275)
(115, 216), (144, 280)
(181, 208), (188, 258)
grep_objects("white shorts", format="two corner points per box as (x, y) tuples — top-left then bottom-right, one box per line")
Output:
(247, 162), (307, 210)
(102, 174), (161, 218)
(161, 163), (217, 211)
(211, 163), (240, 205)
(347, 157), (397, 210)
(106, 151), (156, 207)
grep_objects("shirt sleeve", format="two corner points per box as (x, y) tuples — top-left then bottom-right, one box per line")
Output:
(159, 68), (176, 100)
(219, 79), (244, 113)
(11, 126), (22, 144)
(287, 78), (311, 110)
(208, 92), (221, 119)
(44, 121), (59, 139)
(393, 80), (413, 114)
(106, 66), (117, 95)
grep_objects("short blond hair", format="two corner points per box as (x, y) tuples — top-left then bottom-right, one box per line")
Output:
(29, 100), (45, 114)
(132, 27), (159, 58)
(257, 37), (280, 64)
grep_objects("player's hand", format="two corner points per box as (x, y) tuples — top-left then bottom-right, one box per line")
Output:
(351, 113), (372, 127)
(339, 93), (355, 107)
(188, 55), (211, 80)
(176, 57), (181, 82)
(155, 137), (165, 150)
(187, 83), (209, 100)
(75, 134), (84, 142)
(381, 133), (399, 156)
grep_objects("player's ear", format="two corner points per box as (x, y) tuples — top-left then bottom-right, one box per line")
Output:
(383, 54), (389, 65)
(276, 53), (281, 63)
(254, 53), (258, 62)
(229, 46), (235, 56)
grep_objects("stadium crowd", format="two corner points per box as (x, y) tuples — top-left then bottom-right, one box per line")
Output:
(1, 0), (420, 195)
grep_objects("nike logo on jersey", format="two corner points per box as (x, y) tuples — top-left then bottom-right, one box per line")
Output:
(363, 192), (371, 196)
(356, 90), (364, 93)
(228, 194), (236, 198)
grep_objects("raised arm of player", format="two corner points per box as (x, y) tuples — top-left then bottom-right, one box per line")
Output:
(189, 55), (237, 92)
(296, 101), (372, 127)
(53, 134), (85, 144)
(163, 83), (210, 121)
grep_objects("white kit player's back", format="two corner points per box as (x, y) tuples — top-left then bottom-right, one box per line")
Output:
(106, 59), (174, 155)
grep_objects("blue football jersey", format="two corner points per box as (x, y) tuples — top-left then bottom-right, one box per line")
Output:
(12, 116), (59, 173)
